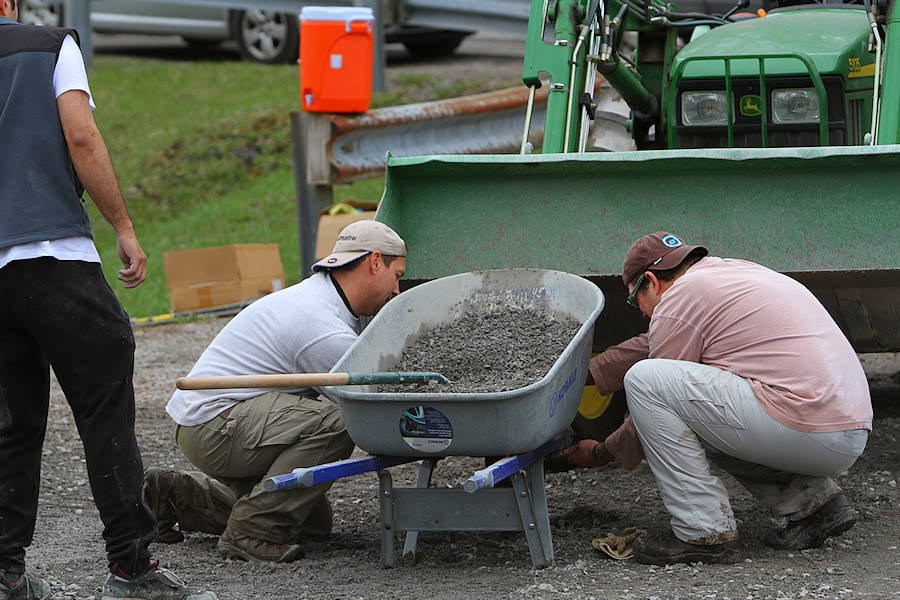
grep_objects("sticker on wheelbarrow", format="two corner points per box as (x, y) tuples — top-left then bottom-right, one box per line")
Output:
(399, 406), (452, 452)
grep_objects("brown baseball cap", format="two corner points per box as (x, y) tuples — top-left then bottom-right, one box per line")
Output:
(622, 231), (708, 285)
(312, 220), (407, 272)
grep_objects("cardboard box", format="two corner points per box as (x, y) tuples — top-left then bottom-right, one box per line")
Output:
(315, 200), (379, 259)
(164, 244), (285, 313)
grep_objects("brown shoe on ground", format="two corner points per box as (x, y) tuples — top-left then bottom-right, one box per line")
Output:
(217, 526), (304, 563)
(633, 531), (742, 566)
(143, 468), (185, 544)
(762, 493), (857, 551)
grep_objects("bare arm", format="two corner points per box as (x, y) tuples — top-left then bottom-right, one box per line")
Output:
(56, 89), (146, 288)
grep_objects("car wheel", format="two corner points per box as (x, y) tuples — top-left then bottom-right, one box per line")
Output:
(229, 10), (299, 65)
(19, 0), (61, 26)
(401, 31), (469, 59)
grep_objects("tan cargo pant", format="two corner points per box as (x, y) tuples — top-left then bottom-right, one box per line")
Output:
(174, 392), (354, 544)
(624, 358), (868, 544)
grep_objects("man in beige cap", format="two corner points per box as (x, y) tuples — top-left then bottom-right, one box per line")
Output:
(145, 221), (406, 563)
(566, 231), (871, 566)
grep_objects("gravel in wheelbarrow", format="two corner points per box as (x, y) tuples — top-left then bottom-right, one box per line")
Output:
(379, 307), (582, 394)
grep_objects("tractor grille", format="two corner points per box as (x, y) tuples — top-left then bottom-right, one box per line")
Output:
(674, 75), (848, 149)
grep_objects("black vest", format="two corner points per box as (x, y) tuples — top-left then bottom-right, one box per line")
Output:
(0, 18), (92, 250)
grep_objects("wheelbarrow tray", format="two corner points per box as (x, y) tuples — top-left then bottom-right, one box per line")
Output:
(329, 268), (605, 457)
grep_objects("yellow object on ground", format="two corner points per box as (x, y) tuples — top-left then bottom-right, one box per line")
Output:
(591, 527), (646, 560)
(131, 313), (175, 326)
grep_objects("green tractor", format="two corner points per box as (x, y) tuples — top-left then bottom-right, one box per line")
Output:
(526, 0), (885, 153)
(374, 0), (900, 430)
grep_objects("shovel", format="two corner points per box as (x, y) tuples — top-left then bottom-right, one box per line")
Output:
(175, 371), (450, 391)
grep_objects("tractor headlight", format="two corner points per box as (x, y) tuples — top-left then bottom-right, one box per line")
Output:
(681, 91), (728, 125)
(771, 88), (820, 123)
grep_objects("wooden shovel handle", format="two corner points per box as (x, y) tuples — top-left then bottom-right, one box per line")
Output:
(176, 373), (350, 391)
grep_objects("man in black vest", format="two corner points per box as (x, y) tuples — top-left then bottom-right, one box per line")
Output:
(0, 2), (214, 598)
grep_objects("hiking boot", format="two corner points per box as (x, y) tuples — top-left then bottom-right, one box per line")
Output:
(217, 525), (304, 563)
(762, 493), (857, 551)
(102, 562), (216, 600)
(633, 531), (742, 566)
(0, 569), (51, 600)
(143, 468), (185, 544)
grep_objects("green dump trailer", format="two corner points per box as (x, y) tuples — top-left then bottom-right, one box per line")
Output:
(376, 0), (900, 356)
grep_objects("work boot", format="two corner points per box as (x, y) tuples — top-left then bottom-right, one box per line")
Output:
(633, 531), (742, 566)
(0, 569), (51, 600)
(102, 562), (216, 600)
(143, 468), (185, 544)
(217, 526), (304, 563)
(762, 493), (857, 551)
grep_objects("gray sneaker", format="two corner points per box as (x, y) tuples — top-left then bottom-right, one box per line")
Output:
(0, 570), (51, 600)
(101, 563), (216, 600)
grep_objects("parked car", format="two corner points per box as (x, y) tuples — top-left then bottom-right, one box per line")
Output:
(18, 0), (473, 64)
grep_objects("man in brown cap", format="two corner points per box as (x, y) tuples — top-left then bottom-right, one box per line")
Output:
(566, 231), (872, 565)
(145, 220), (407, 563)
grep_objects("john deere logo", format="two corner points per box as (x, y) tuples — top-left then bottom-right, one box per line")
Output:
(740, 95), (762, 117)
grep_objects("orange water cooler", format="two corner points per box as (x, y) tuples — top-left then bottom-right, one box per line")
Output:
(299, 6), (374, 113)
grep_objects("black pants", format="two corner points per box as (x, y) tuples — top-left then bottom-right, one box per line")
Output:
(0, 257), (155, 574)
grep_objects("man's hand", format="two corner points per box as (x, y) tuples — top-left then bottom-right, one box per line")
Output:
(116, 232), (147, 288)
(564, 439), (613, 468)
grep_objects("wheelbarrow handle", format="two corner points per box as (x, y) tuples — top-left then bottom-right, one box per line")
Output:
(175, 371), (449, 390)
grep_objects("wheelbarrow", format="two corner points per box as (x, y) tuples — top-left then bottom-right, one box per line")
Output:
(266, 268), (605, 568)
(328, 267), (605, 457)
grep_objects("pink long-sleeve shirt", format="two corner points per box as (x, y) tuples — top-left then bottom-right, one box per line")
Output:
(591, 256), (873, 470)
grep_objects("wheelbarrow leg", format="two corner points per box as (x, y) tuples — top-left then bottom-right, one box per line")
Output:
(526, 458), (554, 565)
(378, 469), (396, 568)
(510, 458), (553, 569)
(401, 458), (436, 564)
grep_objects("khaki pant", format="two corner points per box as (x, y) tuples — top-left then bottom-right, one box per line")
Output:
(624, 359), (868, 544)
(174, 392), (354, 544)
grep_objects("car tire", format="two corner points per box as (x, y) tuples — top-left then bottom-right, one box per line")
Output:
(229, 10), (299, 65)
(19, 0), (61, 27)
(401, 31), (469, 58)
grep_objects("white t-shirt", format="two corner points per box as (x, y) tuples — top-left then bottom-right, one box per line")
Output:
(0, 33), (99, 270)
(166, 272), (365, 426)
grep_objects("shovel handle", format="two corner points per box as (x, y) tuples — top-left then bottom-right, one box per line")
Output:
(176, 371), (449, 391)
(176, 373), (350, 390)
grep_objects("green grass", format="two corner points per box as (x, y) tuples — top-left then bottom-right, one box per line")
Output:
(84, 56), (436, 318)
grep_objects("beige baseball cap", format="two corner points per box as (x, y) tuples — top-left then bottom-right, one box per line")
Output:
(312, 220), (407, 272)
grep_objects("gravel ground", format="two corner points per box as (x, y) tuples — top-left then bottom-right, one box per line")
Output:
(29, 316), (900, 600)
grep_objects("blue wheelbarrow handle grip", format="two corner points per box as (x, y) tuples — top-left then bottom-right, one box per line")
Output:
(263, 455), (419, 491)
(463, 433), (567, 493)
